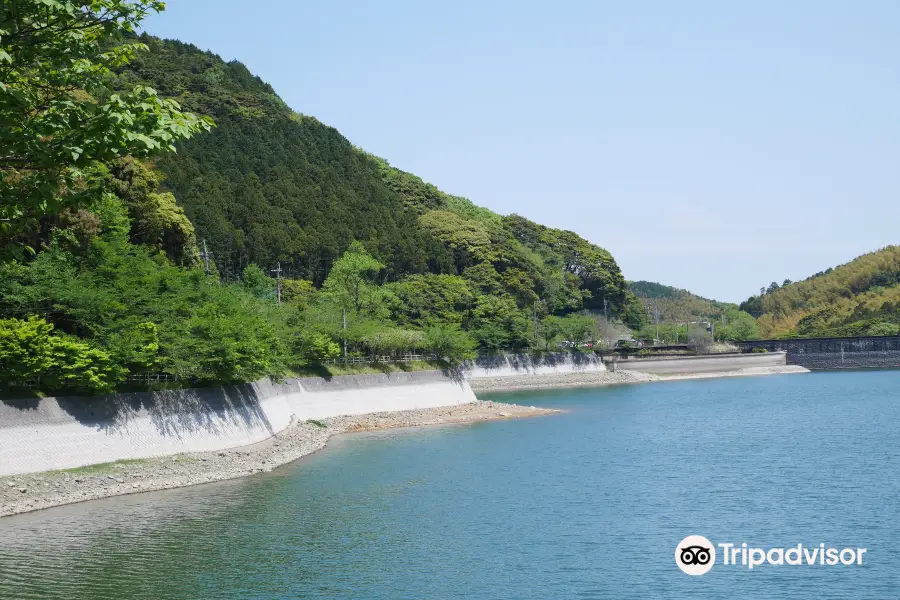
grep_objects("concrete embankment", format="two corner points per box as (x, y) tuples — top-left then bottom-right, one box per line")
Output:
(0, 352), (808, 515)
(464, 352), (607, 378)
(611, 351), (789, 374)
(0, 400), (555, 518)
(0, 371), (477, 478)
(470, 351), (808, 392)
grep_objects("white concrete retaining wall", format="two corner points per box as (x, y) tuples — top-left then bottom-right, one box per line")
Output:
(0, 371), (475, 477)
(465, 352), (606, 379)
(614, 351), (787, 374)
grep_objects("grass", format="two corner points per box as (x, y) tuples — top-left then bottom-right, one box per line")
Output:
(46, 458), (152, 476)
(306, 419), (328, 428)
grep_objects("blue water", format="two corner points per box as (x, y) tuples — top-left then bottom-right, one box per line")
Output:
(0, 370), (898, 599)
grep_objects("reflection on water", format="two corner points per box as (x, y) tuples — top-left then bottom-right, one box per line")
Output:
(1, 371), (899, 599)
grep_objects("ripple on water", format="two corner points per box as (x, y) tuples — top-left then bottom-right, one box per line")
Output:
(1, 371), (899, 599)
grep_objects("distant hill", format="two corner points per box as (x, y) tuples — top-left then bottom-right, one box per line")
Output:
(739, 246), (900, 338)
(627, 281), (759, 341)
(628, 281), (735, 322)
(108, 35), (646, 324)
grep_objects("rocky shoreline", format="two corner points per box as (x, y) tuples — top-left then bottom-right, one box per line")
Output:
(0, 401), (557, 518)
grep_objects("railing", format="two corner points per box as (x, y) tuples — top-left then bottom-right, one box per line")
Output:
(319, 354), (439, 365)
(127, 373), (183, 383)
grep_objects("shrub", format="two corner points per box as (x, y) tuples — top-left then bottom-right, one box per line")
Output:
(0, 317), (122, 393)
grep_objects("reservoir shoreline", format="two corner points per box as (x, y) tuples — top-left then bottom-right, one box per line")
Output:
(1, 355), (809, 518)
(0, 400), (557, 518)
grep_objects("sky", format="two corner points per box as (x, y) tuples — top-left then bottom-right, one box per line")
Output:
(143, 0), (900, 303)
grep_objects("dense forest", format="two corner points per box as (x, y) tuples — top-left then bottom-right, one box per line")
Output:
(739, 247), (900, 338)
(628, 281), (759, 342)
(0, 2), (648, 395)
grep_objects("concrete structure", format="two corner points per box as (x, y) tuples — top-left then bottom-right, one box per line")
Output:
(735, 336), (900, 370)
(0, 371), (475, 477)
(608, 351), (787, 374)
(465, 352), (606, 379)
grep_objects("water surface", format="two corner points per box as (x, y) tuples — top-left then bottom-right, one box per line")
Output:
(1, 371), (898, 599)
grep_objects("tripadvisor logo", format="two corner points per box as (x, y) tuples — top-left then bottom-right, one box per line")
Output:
(675, 535), (867, 575)
(675, 535), (716, 575)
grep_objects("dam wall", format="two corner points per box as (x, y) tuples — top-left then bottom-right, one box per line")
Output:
(735, 336), (900, 370)
(0, 371), (475, 477)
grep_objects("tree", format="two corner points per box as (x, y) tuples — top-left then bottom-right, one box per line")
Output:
(0, 316), (121, 392)
(560, 313), (597, 348)
(469, 295), (529, 352)
(292, 330), (340, 363)
(321, 241), (384, 314)
(385, 273), (473, 327)
(423, 324), (476, 364)
(620, 291), (649, 330)
(106, 158), (198, 265)
(534, 315), (564, 352)
(0, 0), (212, 255)
(868, 321), (900, 336)
(280, 279), (316, 307)
(242, 264), (274, 299)
(418, 210), (492, 269)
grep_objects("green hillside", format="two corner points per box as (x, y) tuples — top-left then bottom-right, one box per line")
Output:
(112, 36), (641, 316)
(627, 281), (758, 341)
(739, 246), (900, 338)
(0, 10), (647, 396)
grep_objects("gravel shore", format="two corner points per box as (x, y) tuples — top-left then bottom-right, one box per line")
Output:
(468, 370), (654, 392)
(0, 401), (557, 518)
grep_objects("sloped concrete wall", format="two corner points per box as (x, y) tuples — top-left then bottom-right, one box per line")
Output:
(0, 371), (475, 477)
(465, 352), (606, 378)
(613, 352), (787, 374)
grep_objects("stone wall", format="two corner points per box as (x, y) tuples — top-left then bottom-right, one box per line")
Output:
(734, 336), (900, 370)
(0, 371), (475, 477)
(781, 351), (900, 370)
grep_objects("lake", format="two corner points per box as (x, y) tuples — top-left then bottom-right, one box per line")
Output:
(1, 370), (898, 599)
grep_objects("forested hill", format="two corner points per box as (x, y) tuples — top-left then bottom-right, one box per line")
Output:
(628, 281), (736, 321)
(739, 246), (900, 338)
(110, 35), (639, 320)
(627, 281), (759, 341)
(0, 16), (646, 397)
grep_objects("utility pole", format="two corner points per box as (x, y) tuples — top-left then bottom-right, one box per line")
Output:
(342, 308), (347, 360)
(603, 298), (609, 323)
(654, 300), (660, 344)
(199, 239), (212, 278)
(271, 261), (283, 305)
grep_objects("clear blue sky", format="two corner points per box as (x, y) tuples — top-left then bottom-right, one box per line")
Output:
(143, 0), (900, 303)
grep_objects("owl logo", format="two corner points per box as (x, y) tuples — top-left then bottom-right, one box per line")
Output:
(675, 535), (716, 575)
(680, 545), (712, 566)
